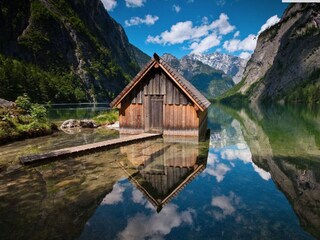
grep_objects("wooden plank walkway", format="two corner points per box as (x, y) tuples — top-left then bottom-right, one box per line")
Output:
(20, 133), (162, 165)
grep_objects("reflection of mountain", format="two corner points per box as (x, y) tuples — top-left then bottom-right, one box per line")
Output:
(118, 138), (209, 212)
(205, 107), (271, 183)
(228, 104), (320, 239)
(0, 149), (126, 240)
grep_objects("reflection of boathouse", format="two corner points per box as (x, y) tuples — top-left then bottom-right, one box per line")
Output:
(110, 53), (210, 141)
(119, 138), (208, 212)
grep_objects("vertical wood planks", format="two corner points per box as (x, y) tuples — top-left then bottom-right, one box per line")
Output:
(144, 95), (150, 132)
(118, 65), (207, 137)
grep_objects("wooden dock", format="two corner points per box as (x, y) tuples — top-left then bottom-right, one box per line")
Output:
(19, 133), (162, 165)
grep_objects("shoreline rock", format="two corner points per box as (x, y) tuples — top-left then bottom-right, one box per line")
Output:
(106, 121), (119, 130)
(0, 98), (15, 108)
(60, 119), (100, 129)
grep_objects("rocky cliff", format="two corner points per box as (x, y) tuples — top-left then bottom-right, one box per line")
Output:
(0, 0), (149, 103)
(162, 53), (234, 99)
(224, 3), (320, 104)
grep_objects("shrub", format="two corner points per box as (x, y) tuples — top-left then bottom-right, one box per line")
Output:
(31, 104), (47, 122)
(15, 94), (32, 112)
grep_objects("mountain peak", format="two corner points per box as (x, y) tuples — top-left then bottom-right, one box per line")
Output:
(187, 52), (247, 83)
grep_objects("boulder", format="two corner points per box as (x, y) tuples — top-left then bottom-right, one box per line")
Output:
(60, 119), (80, 129)
(60, 119), (99, 130)
(0, 98), (15, 108)
(79, 119), (99, 128)
(106, 121), (119, 129)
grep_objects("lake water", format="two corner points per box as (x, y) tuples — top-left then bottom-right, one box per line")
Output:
(0, 104), (319, 240)
(47, 103), (110, 122)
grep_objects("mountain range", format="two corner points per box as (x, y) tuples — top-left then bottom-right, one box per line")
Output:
(0, 0), (247, 103)
(162, 53), (246, 98)
(222, 3), (320, 104)
(0, 0), (149, 103)
(0, 1), (318, 105)
(188, 53), (247, 84)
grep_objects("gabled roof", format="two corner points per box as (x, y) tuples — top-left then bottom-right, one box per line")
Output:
(118, 156), (206, 213)
(110, 53), (211, 111)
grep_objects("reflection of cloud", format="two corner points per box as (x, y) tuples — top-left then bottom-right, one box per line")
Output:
(211, 192), (240, 220)
(101, 183), (125, 205)
(132, 189), (147, 205)
(204, 152), (231, 182)
(212, 195), (235, 214)
(220, 144), (252, 163)
(118, 204), (194, 240)
(205, 163), (231, 183)
(207, 151), (218, 165)
(252, 164), (271, 181)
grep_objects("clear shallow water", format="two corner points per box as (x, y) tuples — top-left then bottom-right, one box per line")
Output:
(0, 104), (319, 240)
(47, 103), (110, 121)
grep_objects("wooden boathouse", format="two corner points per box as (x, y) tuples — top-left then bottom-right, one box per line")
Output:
(110, 53), (211, 140)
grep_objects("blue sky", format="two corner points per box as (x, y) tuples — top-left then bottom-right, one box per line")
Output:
(101, 0), (288, 58)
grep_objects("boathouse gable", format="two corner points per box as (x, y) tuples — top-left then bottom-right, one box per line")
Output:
(110, 53), (210, 140)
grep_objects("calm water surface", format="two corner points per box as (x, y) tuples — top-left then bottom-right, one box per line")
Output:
(47, 103), (110, 121)
(0, 104), (319, 240)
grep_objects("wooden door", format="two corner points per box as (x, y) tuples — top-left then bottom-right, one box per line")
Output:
(149, 95), (163, 132)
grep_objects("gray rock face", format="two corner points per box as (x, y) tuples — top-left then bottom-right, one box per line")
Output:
(239, 3), (320, 102)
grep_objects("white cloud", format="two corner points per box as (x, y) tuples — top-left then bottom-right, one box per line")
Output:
(233, 30), (240, 38)
(239, 34), (257, 51)
(223, 34), (256, 52)
(223, 15), (280, 54)
(223, 39), (240, 52)
(239, 51), (251, 59)
(172, 4), (181, 13)
(187, 0), (194, 3)
(258, 15), (280, 35)
(147, 21), (195, 45)
(125, 0), (146, 8)
(190, 33), (221, 53)
(209, 13), (235, 35)
(118, 204), (194, 240)
(101, 182), (125, 205)
(147, 13), (234, 54)
(125, 15), (159, 27)
(101, 0), (117, 11)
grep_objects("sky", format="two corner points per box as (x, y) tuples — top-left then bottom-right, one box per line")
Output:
(101, 0), (288, 59)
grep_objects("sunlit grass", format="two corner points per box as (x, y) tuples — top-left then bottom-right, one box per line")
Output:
(93, 109), (118, 125)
